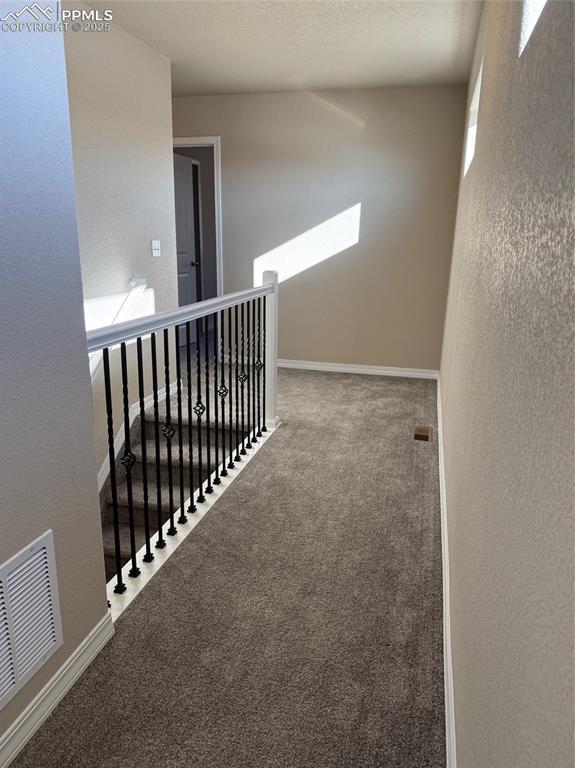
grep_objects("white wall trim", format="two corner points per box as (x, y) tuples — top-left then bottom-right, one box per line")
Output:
(0, 613), (114, 768)
(436, 378), (457, 768)
(278, 358), (439, 379)
(173, 136), (224, 297)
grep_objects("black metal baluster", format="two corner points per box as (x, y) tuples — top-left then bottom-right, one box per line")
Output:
(103, 348), (126, 594)
(194, 317), (206, 502)
(240, 302), (246, 455)
(163, 328), (177, 536)
(213, 312), (221, 485)
(120, 342), (140, 578)
(204, 315), (213, 494)
(186, 321), (196, 514)
(219, 308), (228, 477)
(136, 337), (153, 563)
(151, 334), (165, 548)
(234, 304), (241, 462)
(256, 297), (263, 437)
(228, 307), (235, 469)
(175, 326), (187, 525)
(246, 299), (252, 450)
(251, 299), (258, 444)
(262, 295), (267, 432)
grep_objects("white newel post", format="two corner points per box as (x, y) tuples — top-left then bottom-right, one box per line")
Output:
(262, 270), (279, 429)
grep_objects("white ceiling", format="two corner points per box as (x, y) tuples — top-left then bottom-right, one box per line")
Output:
(91, 1), (483, 96)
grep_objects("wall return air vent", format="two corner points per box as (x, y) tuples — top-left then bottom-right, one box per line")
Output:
(0, 530), (63, 710)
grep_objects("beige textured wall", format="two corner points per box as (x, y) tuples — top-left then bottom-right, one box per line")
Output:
(64, 7), (178, 312)
(440, 2), (574, 766)
(0, 27), (107, 734)
(173, 86), (466, 369)
(64, 10), (179, 469)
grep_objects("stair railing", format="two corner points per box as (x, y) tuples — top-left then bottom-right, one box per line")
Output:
(86, 271), (278, 595)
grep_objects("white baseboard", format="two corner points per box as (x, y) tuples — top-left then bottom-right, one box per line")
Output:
(278, 358), (439, 379)
(436, 378), (456, 768)
(0, 613), (114, 768)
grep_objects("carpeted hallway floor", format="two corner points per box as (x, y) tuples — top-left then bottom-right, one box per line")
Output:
(12, 369), (444, 768)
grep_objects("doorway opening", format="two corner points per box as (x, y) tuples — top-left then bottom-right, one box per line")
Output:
(173, 137), (223, 352)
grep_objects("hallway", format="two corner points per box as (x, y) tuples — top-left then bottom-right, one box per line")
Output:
(13, 370), (444, 768)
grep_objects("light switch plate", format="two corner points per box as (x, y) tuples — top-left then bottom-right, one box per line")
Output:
(151, 240), (161, 258)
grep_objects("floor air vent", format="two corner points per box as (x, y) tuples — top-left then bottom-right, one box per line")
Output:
(0, 530), (63, 710)
(411, 426), (433, 442)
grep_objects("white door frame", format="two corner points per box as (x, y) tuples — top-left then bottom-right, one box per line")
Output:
(173, 136), (224, 296)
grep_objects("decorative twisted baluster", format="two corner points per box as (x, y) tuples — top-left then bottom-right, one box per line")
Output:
(194, 317), (206, 503)
(262, 295), (267, 432)
(175, 325), (187, 524)
(251, 299), (258, 444)
(213, 311), (221, 485)
(234, 304), (241, 462)
(228, 307), (235, 469)
(256, 297), (263, 437)
(151, 333), (165, 548)
(204, 315), (213, 494)
(219, 308), (228, 477)
(240, 302), (246, 456)
(103, 348), (126, 593)
(246, 299), (252, 450)
(163, 328), (177, 536)
(137, 337), (153, 563)
(120, 342), (140, 577)
(186, 321), (196, 514)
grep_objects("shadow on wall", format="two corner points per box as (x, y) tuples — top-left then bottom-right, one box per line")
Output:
(253, 203), (362, 285)
(305, 91), (366, 133)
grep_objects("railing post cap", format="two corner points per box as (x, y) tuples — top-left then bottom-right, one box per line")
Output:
(262, 270), (279, 290)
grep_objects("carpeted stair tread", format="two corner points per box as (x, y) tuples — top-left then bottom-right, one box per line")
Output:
(101, 519), (148, 560)
(113, 479), (195, 512)
(144, 388), (257, 428)
(131, 439), (220, 469)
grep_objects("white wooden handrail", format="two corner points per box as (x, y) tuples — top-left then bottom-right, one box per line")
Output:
(86, 283), (274, 353)
(88, 272), (279, 598)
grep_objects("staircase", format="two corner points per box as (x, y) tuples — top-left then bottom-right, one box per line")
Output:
(99, 379), (253, 582)
(87, 276), (279, 599)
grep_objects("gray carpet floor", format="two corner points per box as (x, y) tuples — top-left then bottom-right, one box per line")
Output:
(12, 369), (444, 768)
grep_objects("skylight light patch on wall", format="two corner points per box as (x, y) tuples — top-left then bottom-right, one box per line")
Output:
(253, 204), (361, 285)
(463, 62), (483, 177)
(519, 0), (548, 55)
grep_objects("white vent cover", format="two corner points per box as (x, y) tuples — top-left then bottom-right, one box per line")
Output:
(0, 530), (63, 710)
